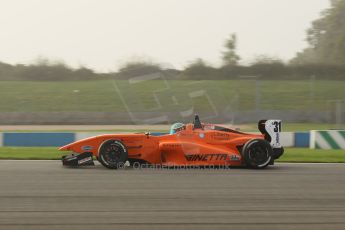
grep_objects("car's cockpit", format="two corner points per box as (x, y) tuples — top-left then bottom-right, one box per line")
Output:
(169, 122), (186, 134)
(169, 115), (246, 135)
(169, 115), (204, 134)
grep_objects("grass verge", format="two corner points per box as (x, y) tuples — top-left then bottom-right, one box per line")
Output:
(0, 147), (344, 162)
(277, 148), (345, 163)
(0, 147), (61, 160)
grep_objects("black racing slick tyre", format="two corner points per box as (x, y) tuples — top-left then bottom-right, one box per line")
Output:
(242, 139), (273, 169)
(98, 140), (128, 169)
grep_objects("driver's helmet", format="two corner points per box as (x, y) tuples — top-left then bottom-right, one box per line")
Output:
(169, 123), (185, 134)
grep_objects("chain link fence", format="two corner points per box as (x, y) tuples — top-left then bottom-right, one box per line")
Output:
(0, 73), (344, 126)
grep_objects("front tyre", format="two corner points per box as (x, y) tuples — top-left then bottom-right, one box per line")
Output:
(242, 139), (272, 169)
(98, 140), (128, 169)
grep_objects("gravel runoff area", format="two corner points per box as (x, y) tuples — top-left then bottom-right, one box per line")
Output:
(0, 161), (344, 230)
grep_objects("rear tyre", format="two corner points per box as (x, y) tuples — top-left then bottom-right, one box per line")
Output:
(98, 140), (128, 169)
(242, 139), (272, 169)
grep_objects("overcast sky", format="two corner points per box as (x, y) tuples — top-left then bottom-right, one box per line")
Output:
(0, 0), (330, 72)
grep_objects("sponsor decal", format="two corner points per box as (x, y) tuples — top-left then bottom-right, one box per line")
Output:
(66, 156), (77, 161)
(162, 143), (182, 148)
(185, 153), (228, 162)
(230, 155), (240, 161)
(78, 157), (92, 164)
(210, 133), (229, 140)
(82, 146), (93, 151)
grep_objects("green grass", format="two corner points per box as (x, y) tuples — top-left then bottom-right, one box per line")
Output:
(0, 147), (344, 162)
(0, 79), (344, 112)
(0, 147), (61, 160)
(277, 148), (345, 163)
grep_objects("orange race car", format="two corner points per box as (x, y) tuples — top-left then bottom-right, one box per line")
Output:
(59, 115), (284, 169)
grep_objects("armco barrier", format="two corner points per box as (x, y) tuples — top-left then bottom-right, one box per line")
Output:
(0, 132), (306, 148)
(310, 130), (345, 149)
(3, 133), (75, 147)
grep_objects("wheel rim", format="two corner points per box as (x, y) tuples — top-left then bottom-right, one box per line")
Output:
(248, 145), (270, 166)
(103, 144), (123, 164)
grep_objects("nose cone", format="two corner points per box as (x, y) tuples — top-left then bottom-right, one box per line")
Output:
(59, 144), (72, 151)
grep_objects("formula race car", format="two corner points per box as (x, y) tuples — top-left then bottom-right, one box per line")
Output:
(59, 115), (284, 169)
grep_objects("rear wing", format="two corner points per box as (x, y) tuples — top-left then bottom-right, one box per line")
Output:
(258, 120), (282, 148)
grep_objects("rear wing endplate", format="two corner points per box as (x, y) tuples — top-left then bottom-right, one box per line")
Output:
(258, 120), (282, 148)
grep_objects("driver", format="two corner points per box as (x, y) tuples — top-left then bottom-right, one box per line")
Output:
(169, 123), (185, 134)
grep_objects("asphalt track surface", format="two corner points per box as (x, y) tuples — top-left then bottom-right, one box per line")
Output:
(0, 161), (345, 230)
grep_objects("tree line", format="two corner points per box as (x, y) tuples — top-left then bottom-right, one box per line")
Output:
(2, 58), (344, 81)
(0, 60), (99, 81)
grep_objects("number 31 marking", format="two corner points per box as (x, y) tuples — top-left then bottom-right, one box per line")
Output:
(273, 121), (282, 132)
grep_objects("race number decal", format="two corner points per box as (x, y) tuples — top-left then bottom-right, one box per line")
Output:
(265, 120), (282, 148)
